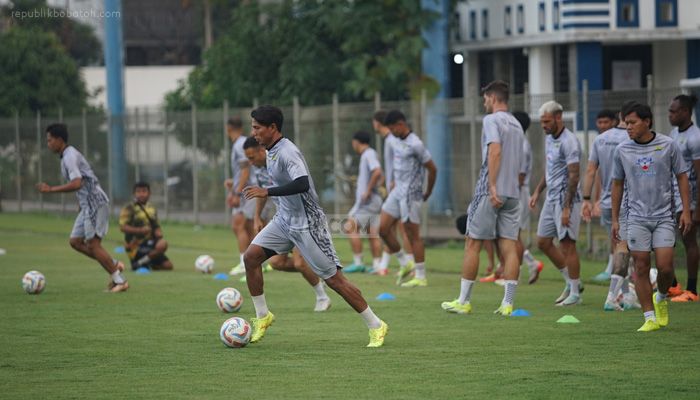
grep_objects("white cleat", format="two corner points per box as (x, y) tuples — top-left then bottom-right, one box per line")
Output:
(229, 263), (245, 276)
(314, 297), (331, 312)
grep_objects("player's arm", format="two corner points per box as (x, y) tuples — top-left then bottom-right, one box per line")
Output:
(563, 162), (580, 209)
(693, 159), (700, 222)
(610, 178), (623, 242)
(529, 175), (546, 210)
(487, 142), (503, 207)
(677, 172), (692, 235)
(581, 161), (598, 221)
(363, 167), (383, 202)
(36, 177), (82, 193)
(119, 207), (149, 236)
(235, 162), (250, 195)
(244, 176), (310, 199)
(254, 197), (267, 233)
(423, 160), (437, 201)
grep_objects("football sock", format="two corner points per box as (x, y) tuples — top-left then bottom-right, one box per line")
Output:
(502, 280), (518, 306)
(607, 275), (624, 303)
(414, 262), (426, 279)
(656, 292), (667, 303)
(252, 294), (269, 318)
(605, 254), (613, 274)
(380, 251), (390, 269)
(394, 250), (408, 267)
(643, 310), (656, 322)
(111, 270), (125, 284)
(137, 255), (151, 266)
(458, 278), (475, 305)
(313, 282), (328, 300)
(360, 306), (382, 329)
(570, 278), (581, 296)
(353, 254), (363, 266)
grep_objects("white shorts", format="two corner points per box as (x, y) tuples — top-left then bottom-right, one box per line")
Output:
(349, 194), (382, 228)
(466, 196), (520, 241)
(381, 190), (422, 224)
(70, 203), (110, 240)
(232, 197), (256, 220)
(627, 219), (675, 252)
(251, 219), (341, 280)
(537, 200), (582, 241)
(519, 188), (530, 230)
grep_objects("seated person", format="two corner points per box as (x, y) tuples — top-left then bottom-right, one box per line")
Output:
(119, 182), (173, 270)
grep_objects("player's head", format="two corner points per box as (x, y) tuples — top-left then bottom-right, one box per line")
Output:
(243, 136), (266, 167)
(384, 110), (409, 137)
(481, 80), (509, 113)
(595, 109), (618, 134)
(372, 110), (389, 135)
(621, 101), (653, 140)
(352, 130), (372, 154)
(133, 181), (150, 203)
(512, 111), (530, 133)
(46, 123), (68, 153)
(251, 105), (283, 147)
(538, 101), (564, 135)
(226, 116), (244, 140)
(668, 94), (698, 128)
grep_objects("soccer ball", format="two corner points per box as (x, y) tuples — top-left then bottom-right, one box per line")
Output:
(195, 255), (215, 273)
(219, 317), (252, 348)
(649, 268), (658, 287)
(216, 287), (243, 313)
(22, 271), (46, 294)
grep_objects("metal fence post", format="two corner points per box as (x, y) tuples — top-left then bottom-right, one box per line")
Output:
(420, 89), (428, 237)
(59, 106), (65, 215)
(14, 111), (22, 212)
(332, 94), (341, 216)
(374, 92), (382, 156)
(646, 74), (654, 107)
(36, 110), (43, 211)
(523, 83), (532, 247)
(107, 114), (114, 205)
(223, 100), (230, 215)
(82, 108), (88, 156)
(582, 79), (592, 255)
(134, 107), (141, 182)
(192, 104), (199, 224)
(163, 110), (170, 220)
(293, 96), (301, 144)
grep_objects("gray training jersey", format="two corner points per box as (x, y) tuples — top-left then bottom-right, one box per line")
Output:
(383, 134), (397, 189)
(230, 136), (251, 190)
(671, 123), (700, 209)
(589, 127), (629, 209)
(60, 146), (109, 211)
(522, 139), (532, 188)
(612, 133), (688, 220)
(545, 128), (582, 204)
(391, 132), (432, 202)
(266, 138), (326, 231)
(252, 164), (273, 189)
(475, 111), (524, 200)
(355, 147), (382, 205)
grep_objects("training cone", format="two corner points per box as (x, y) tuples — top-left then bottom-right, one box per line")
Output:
(376, 292), (396, 301)
(511, 309), (531, 317)
(135, 267), (151, 275)
(114, 246), (126, 254)
(556, 315), (580, 324)
(213, 273), (229, 281)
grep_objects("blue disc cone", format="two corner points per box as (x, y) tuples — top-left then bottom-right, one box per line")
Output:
(376, 292), (396, 301)
(213, 273), (229, 281)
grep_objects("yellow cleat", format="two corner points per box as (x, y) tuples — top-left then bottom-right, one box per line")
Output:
(441, 299), (472, 314)
(494, 304), (513, 316)
(250, 312), (275, 343)
(653, 294), (669, 327)
(637, 319), (661, 332)
(400, 277), (427, 288)
(367, 320), (388, 348)
(396, 260), (415, 285)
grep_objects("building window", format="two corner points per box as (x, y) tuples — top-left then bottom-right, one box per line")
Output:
(517, 5), (525, 33)
(656, 0), (677, 27)
(618, 0), (639, 27)
(539, 2), (545, 31)
(553, 1), (560, 30)
(482, 9), (489, 38)
(470, 10), (477, 39)
(505, 6), (512, 35)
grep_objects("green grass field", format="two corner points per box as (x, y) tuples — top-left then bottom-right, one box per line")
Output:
(1, 213), (699, 399)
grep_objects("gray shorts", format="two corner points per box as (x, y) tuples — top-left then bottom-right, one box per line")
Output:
(626, 219), (676, 252)
(601, 207), (628, 241)
(349, 194), (382, 228)
(70, 203), (110, 240)
(251, 219), (341, 280)
(537, 200), (582, 241)
(232, 197), (256, 220)
(381, 189), (421, 224)
(519, 189), (530, 230)
(466, 196), (520, 241)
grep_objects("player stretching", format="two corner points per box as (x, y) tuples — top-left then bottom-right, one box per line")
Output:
(36, 123), (128, 292)
(611, 102), (691, 331)
(441, 81), (524, 316)
(529, 101), (584, 306)
(378, 110), (437, 287)
(242, 106), (387, 347)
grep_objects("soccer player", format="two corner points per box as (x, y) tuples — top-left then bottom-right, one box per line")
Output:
(529, 101), (584, 306)
(372, 110), (414, 272)
(611, 102), (691, 331)
(669, 94), (700, 302)
(242, 106), (387, 347)
(242, 136), (331, 312)
(378, 110), (438, 287)
(596, 109), (618, 134)
(441, 80), (524, 316)
(36, 123), (128, 292)
(225, 117), (255, 276)
(582, 110), (638, 311)
(119, 181), (173, 271)
(343, 131), (384, 274)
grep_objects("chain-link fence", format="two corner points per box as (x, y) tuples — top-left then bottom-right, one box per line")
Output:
(0, 83), (692, 257)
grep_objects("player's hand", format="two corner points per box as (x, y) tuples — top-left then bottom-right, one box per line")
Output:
(243, 186), (268, 199)
(611, 221), (620, 245)
(141, 225), (152, 236)
(561, 207), (571, 227)
(253, 216), (264, 234)
(489, 186), (503, 208)
(224, 179), (233, 190)
(361, 191), (371, 203)
(679, 210), (692, 236)
(593, 200), (602, 218)
(230, 193), (241, 208)
(529, 193), (538, 210)
(581, 200), (592, 222)
(36, 182), (51, 193)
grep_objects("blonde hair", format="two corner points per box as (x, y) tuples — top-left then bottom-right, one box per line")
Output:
(538, 100), (563, 117)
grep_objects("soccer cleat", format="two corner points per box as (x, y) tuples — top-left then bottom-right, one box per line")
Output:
(528, 261), (544, 285)
(396, 260), (415, 285)
(369, 268), (389, 276)
(250, 312), (275, 343)
(653, 294), (669, 327)
(229, 262), (246, 276)
(667, 283), (683, 297)
(400, 277), (427, 288)
(107, 261), (126, 290)
(621, 293), (641, 310)
(604, 301), (623, 311)
(314, 297), (331, 312)
(441, 299), (472, 314)
(670, 290), (699, 302)
(555, 285), (570, 304)
(592, 271), (611, 283)
(238, 275), (247, 283)
(637, 319), (661, 332)
(109, 281), (129, 293)
(479, 273), (497, 283)
(367, 320), (388, 348)
(494, 304), (513, 316)
(556, 293), (581, 306)
(263, 263), (273, 273)
(343, 264), (366, 273)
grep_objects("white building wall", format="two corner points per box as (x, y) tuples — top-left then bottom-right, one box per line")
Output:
(652, 41), (687, 89)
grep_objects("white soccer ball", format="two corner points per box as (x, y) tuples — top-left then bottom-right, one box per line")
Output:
(219, 316), (252, 348)
(195, 255), (215, 273)
(649, 268), (658, 287)
(22, 271), (46, 294)
(216, 287), (243, 313)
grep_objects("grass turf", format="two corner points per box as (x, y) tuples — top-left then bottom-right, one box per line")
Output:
(1, 213), (699, 399)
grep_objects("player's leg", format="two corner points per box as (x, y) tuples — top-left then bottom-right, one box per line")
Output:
(605, 240), (630, 311)
(482, 240), (496, 277)
(593, 208), (615, 282)
(398, 222), (414, 262)
(68, 210), (95, 258)
(345, 217), (366, 273)
(147, 239), (173, 270)
(675, 222), (699, 301)
(632, 250), (659, 331)
(400, 221), (426, 287)
(230, 211), (250, 275)
(379, 210), (411, 276)
(493, 199), (522, 315)
(291, 250), (331, 311)
(368, 223), (383, 273)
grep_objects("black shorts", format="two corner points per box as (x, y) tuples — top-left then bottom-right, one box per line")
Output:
(130, 239), (168, 270)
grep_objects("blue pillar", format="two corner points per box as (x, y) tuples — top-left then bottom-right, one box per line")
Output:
(421, 0), (452, 214)
(104, 0), (127, 200)
(576, 42), (603, 129)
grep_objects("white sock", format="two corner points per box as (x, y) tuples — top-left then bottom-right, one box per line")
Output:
(407, 253), (415, 264)
(559, 266), (571, 284)
(394, 250), (408, 267)
(656, 292), (667, 303)
(252, 294), (269, 318)
(111, 270), (125, 284)
(414, 262), (426, 279)
(380, 251), (391, 269)
(239, 253), (244, 266)
(458, 278), (475, 304)
(353, 253), (363, 266)
(137, 255), (151, 266)
(523, 250), (536, 266)
(621, 278), (630, 295)
(502, 280), (518, 306)
(570, 278), (581, 296)
(313, 282), (328, 300)
(643, 310), (656, 322)
(372, 258), (383, 271)
(360, 306), (382, 329)
(605, 254), (613, 274)
(607, 275), (624, 303)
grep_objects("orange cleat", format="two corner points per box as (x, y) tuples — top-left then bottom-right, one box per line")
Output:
(479, 273), (497, 283)
(667, 283), (684, 298)
(670, 290), (698, 302)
